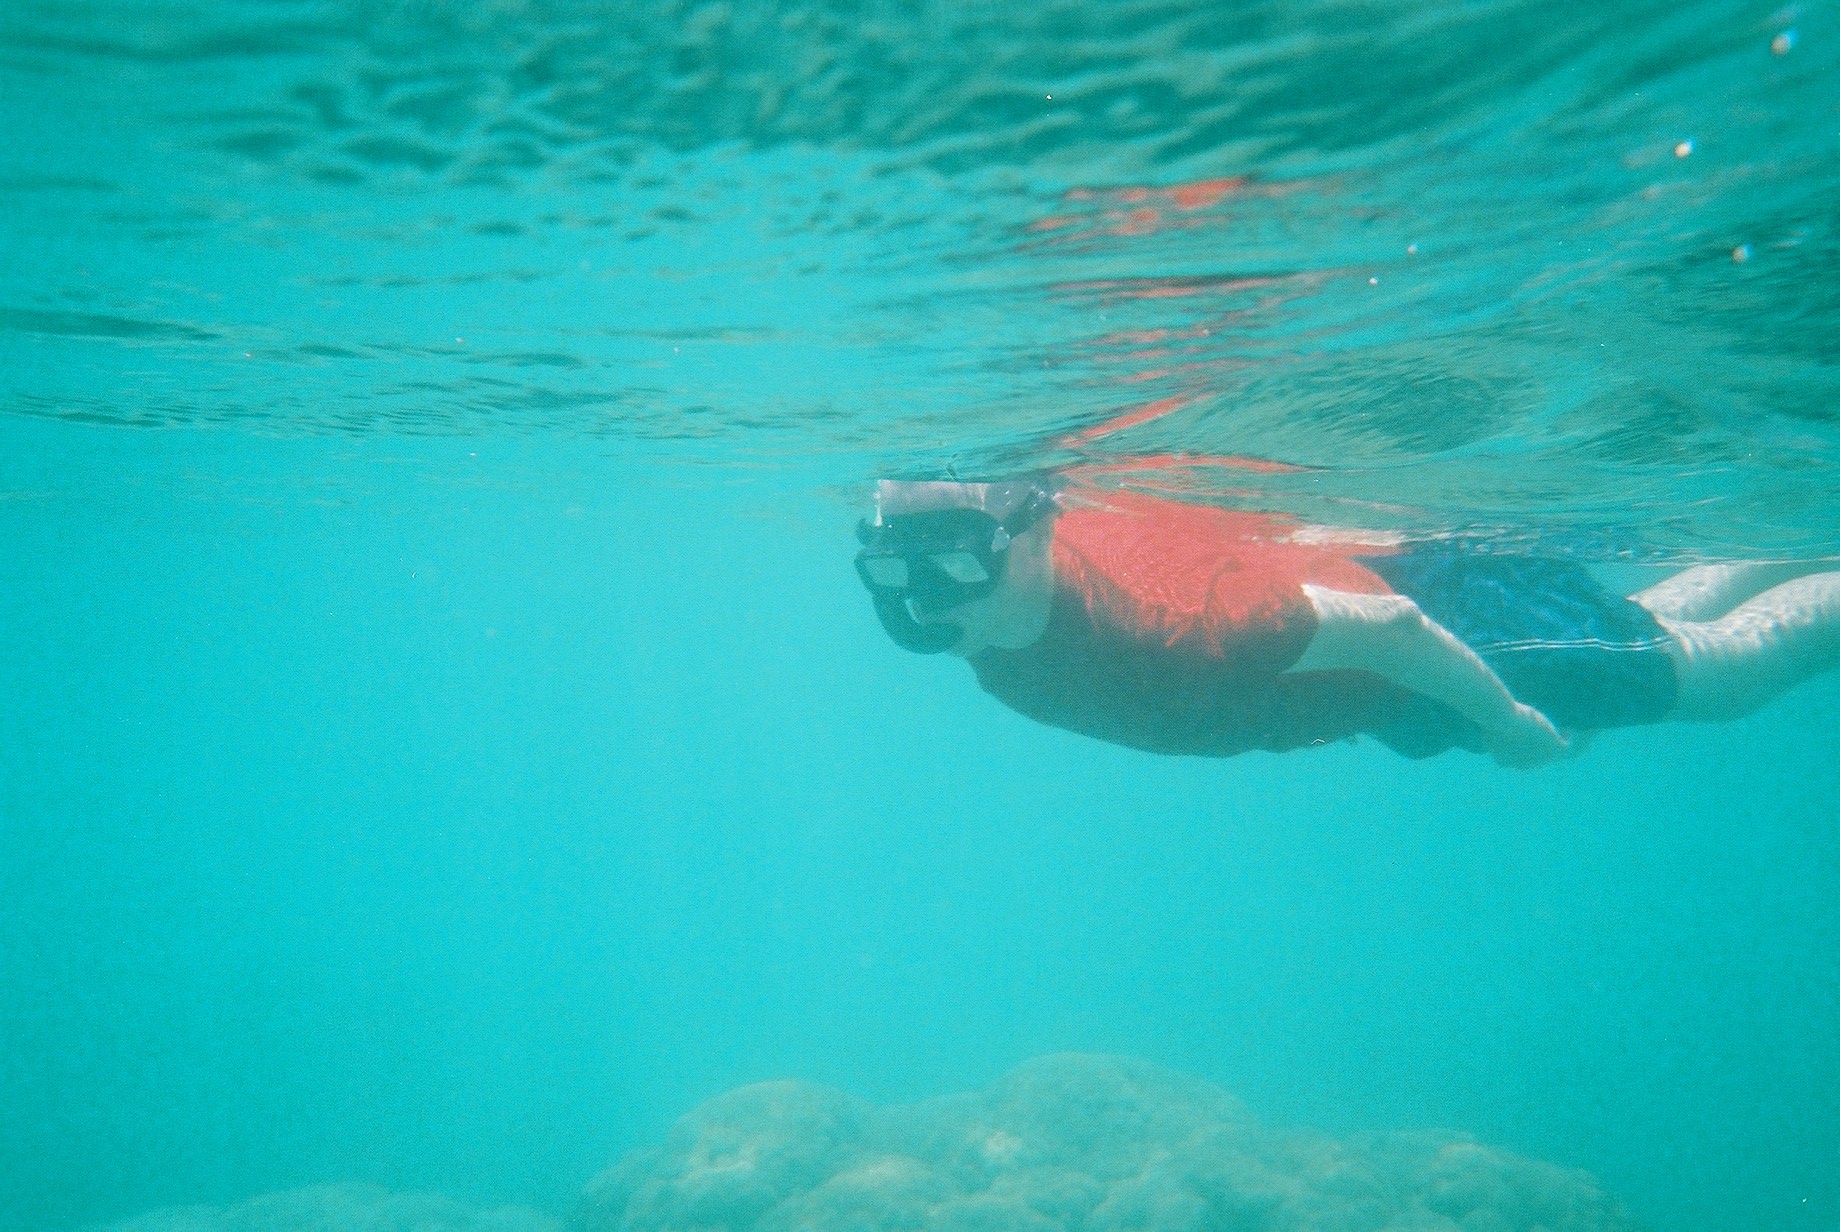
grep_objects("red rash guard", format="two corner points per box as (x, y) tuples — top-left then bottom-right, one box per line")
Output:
(966, 493), (1483, 758)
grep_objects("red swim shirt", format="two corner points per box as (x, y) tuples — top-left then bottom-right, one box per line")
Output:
(967, 493), (1480, 757)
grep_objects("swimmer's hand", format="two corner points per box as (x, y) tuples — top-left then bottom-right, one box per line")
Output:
(1485, 702), (1571, 768)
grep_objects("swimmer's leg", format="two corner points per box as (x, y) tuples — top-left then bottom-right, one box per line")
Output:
(1631, 562), (1827, 621)
(1651, 572), (1840, 720)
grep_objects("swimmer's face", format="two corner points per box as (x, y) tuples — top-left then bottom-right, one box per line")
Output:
(855, 480), (1056, 656)
(915, 536), (1050, 654)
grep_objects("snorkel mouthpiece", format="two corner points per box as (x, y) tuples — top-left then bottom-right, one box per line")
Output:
(871, 592), (963, 655)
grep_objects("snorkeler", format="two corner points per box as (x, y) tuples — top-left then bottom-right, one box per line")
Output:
(852, 474), (1840, 766)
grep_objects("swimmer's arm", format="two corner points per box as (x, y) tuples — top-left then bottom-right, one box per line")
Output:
(1291, 584), (1568, 767)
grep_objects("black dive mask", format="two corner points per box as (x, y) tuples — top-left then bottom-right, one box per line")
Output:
(854, 488), (1054, 655)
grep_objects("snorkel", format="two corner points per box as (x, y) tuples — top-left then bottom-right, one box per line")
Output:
(855, 479), (1057, 655)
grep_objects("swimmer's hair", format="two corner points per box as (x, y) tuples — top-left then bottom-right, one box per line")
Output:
(872, 472), (1061, 523)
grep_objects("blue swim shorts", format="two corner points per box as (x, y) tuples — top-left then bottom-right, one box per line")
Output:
(1358, 544), (1678, 731)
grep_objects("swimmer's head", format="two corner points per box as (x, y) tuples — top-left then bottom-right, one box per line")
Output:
(855, 478), (1058, 655)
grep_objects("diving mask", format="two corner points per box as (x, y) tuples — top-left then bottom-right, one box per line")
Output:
(854, 483), (1056, 654)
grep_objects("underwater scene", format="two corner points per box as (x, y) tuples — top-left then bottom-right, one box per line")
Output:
(2, 2), (1838, 1231)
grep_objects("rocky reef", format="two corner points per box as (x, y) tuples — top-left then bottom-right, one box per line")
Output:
(574, 1053), (1636, 1232)
(75, 1055), (1636, 1232)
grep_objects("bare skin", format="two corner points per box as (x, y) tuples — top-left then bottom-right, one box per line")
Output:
(1632, 563), (1840, 720)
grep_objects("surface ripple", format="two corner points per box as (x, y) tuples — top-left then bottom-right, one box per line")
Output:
(1, 0), (1835, 553)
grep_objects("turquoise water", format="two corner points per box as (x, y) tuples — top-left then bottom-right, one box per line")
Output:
(2, 2), (1838, 1230)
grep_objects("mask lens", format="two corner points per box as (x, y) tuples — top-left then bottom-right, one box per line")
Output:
(929, 551), (990, 585)
(859, 555), (910, 588)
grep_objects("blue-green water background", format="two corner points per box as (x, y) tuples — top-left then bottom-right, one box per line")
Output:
(2, 2), (1838, 1230)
